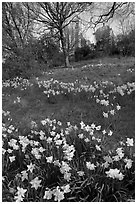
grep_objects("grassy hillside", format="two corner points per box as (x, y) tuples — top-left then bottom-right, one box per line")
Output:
(2, 57), (135, 202)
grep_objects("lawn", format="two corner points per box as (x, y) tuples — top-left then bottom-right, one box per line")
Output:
(2, 57), (135, 202)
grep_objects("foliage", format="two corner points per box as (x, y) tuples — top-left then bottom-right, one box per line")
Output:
(94, 25), (114, 56)
(94, 24), (135, 58)
(2, 33), (65, 80)
(116, 29), (135, 56)
(35, 34), (64, 68)
(74, 45), (93, 61)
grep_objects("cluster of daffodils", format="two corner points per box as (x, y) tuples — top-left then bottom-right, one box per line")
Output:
(127, 68), (134, 73)
(63, 143), (75, 161)
(13, 96), (21, 104)
(78, 120), (113, 141)
(2, 110), (12, 123)
(43, 184), (71, 202)
(2, 77), (33, 89)
(2, 122), (16, 136)
(2, 114), (135, 202)
(36, 78), (103, 97)
(2, 110), (10, 117)
(14, 187), (27, 202)
(2, 67), (135, 100)
(115, 82), (135, 96)
(102, 104), (121, 118)
(36, 77), (134, 98)
(2, 68), (135, 201)
(35, 78), (134, 122)
(3, 75), (135, 126)
(105, 168), (124, 180)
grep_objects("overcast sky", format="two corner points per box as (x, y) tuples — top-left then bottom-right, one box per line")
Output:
(81, 2), (135, 44)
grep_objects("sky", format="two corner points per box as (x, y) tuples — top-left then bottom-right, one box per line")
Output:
(81, 2), (135, 44)
(30, 2), (129, 44)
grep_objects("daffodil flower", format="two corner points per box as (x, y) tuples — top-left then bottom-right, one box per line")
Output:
(9, 156), (16, 162)
(106, 168), (124, 180)
(126, 138), (134, 146)
(43, 188), (52, 200)
(30, 177), (42, 190)
(27, 163), (35, 173)
(86, 162), (96, 170)
(53, 186), (65, 202)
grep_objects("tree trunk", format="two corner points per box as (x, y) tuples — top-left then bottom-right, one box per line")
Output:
(60, 29), (70, 67)
(65, 55), (70, 67)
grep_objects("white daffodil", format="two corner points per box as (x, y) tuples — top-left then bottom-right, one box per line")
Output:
(30, 177), (42, 190)
(126, 138), (134, 146)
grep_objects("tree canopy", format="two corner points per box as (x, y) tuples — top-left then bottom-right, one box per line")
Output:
(2, 2), (135, 74)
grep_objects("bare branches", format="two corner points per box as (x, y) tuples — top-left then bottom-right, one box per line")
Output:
(31, 3), (90, 30)
(91, 2), (130, 28)
(2, 2), (34, 58)
(28, 2), (90, 66)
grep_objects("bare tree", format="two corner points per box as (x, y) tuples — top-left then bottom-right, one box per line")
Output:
(2, 2), (34, 58)
(63, 19), (81, 59)
(116, 17), (135, 36)
(90, 2), (134, 28)
(114, 2), (135, 36)
(30, 2), (90, 67)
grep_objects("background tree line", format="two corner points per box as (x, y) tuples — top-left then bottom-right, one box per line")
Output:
(2, 2), (135, 79)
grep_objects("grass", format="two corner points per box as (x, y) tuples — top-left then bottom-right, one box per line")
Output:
(3, 57), (135, 134)
(2, 57), (135, 202)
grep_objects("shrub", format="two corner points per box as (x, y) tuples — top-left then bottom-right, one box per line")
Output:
(47, 52), (64, 68)
(3, 54), (48, 80)
(3, 56), (25, 80)
(116, 29), (135, 57)
(74, 45), (92, 62)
